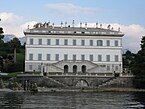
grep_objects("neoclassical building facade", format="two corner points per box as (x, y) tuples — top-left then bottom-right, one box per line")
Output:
(24, 22), (124, 76)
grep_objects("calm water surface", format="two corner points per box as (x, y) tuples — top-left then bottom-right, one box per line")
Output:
(0, 91), (145, 109)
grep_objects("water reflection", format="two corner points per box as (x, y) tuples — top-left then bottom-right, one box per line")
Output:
(0, 92), (25, 109)
(0, 91), (145, 109)
(127, 92), (145, 108)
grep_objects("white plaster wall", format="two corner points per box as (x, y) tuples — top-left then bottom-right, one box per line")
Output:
(26, 35), (122, 46)
(26, 47), (122, 62)
(25, 34), (123, 72)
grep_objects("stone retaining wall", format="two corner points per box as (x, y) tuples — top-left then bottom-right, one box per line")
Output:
(17, 75), (134, 88)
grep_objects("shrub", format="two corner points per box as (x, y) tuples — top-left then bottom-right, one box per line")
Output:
(3, 62), (24, 73)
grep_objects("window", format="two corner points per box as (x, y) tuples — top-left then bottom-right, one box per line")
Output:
(38, 54), (42, 61)
(81, 40), (85, 46)
(115, 66), (119, 71)
(47, 54), (51, 61)
(38, 65), (41, 71)
(64, 54), (68, 61)
(30, 38), (33, 45)
(97, 40), (103, 46)
(107, 66), (110, 71)
(73, 55), (76, 61)
(47, 39), (51, 45)
(106, 40), (110, 46)
(29, 65), (32, 70)
(98, 55), (102, 62)
(73, 39), (76, 46)
(64, 39), (68, 45)
(81, 55), (85, 61)
(106, 55), (110, 62)
(115, 40), (118, 46)
(38, 39), (42, 45)
(56, 39), (59, 45)
(29, 54), (33, 60)
(90, 40), (93, 46)
(115, 55), (119, 62)
(55, 54), (59, 61)
(90, 55), (93, 61)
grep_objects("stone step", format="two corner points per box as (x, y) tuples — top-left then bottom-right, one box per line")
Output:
(43, 76), (68, 87)
(98, 77), (117, 88)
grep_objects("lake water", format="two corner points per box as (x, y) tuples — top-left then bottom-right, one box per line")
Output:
(0, 91), (145, 109)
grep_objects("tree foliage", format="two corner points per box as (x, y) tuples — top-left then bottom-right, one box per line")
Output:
(7, 37), (21, 63)
(8, 37), (21, 49)
(0, 27), (4, 46)
(0, 28), (24, 72)
(123, 50), (135, 69)
(132, 36), (145, 88)
(0, 27), (4, 71)
(0, 27), (4, 36)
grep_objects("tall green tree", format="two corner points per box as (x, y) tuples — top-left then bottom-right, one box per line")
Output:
(132, 36), (145, 88)
(0, 27), (4, 46)
(0, 27), (4, 37)
(0, 27), (4, 71)
(8, 37), (21, 63)
(123, 50), (135, 69)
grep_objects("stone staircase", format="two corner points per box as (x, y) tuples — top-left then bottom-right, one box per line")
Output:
(97, 77), (117, 88)
(54, 60), (98, 68)
(43, 76), (68, 87)
(87, 66), (98, 72)
(47, 64), (64, 72)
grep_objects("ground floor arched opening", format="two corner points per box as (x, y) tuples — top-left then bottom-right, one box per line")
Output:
(64, 65), (68, 73)
(73, 65), (77, 74)
(76, 79), (89, 87)
(82, 65), (86, 73)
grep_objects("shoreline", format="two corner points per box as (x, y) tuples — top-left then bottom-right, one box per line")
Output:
(38, 87), (145, 93)
(1, 87), (145, 93)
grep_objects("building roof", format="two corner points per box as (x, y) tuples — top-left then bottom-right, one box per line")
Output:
(24, 23), (124, 37)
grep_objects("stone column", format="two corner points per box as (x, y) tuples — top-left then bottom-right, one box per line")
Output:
(40, 63), (43, 76)
(119, 64), (123, 77)
(112, 64), (114, 76)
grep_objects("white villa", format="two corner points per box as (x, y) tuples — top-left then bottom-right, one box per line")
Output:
(24, 22), (124, 77)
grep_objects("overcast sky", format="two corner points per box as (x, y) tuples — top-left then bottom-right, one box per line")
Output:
(0, 0), (145, 52)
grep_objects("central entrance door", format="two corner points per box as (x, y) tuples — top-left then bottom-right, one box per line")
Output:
(73, 65), (77, 74)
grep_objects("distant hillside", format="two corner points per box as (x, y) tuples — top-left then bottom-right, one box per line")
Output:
(2, 34), (26, 45)
(19, 37), (26, 45)
(3, 34), (15, 43)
